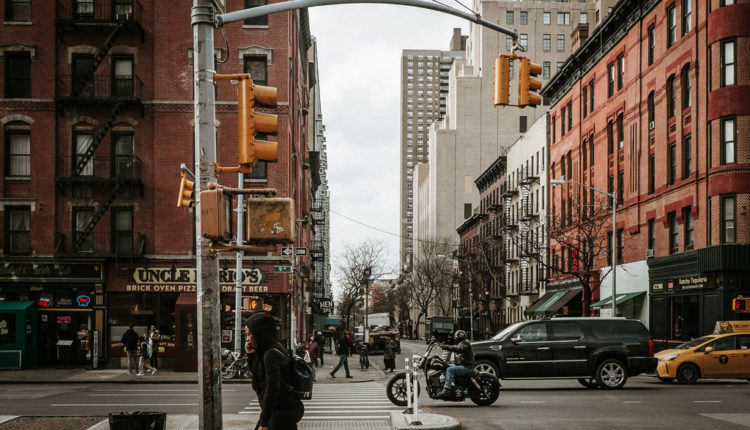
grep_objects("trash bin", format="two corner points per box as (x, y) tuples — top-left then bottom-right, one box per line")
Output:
(108, 411), (167, 430)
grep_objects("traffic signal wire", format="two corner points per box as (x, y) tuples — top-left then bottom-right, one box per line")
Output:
(328, 208), (454, 246)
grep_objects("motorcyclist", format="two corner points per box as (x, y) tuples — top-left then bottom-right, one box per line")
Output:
(436, 330), (474, 398)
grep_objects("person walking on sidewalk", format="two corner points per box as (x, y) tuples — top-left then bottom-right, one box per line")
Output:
(315, 331), (325, 366)
(245, 312), (305, 430)
(120, 324), (139, 375)
(149, 325), (160, 368)
(383, 336), (397, 372)
(137, 334), (157, 376)
(329, 333), (352, 379)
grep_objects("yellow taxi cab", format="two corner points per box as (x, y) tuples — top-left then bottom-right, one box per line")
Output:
(655, 321), (750, 384)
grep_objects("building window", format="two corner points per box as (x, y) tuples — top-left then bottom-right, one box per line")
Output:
(557, 12), (570, 25)
(721, 117), (735, 164)
(606, 232), (613, 265)
(552, 116), (556, 143)
(113, 208), (134, 255)
(543, 34), (551, 51)
(5, 128), (30, 177)
(667, 75), (676, 118)
(617, 113), (624, 148)
(648, 154), (655, 194)
(112, 133), (134, 177)
(607, 121), (614, 154)
(5, 0), (31, 21)
(589, 80), (594, 113)
(682, 135), (691, 178)
(617, 170), (624, 204)
(683, 207), (694, 250)
(580, 12), (587, 24)
(607, 63), (615, 97)
(648, 218), (655, 250)
(589, 136), (595, 166)
(668, 142), (677, 185)
(520, 34), (528, 50)
(681, 65), (691, 108)
(74, 208), (94, 252)
(520, 116), (527, 133)
(464, 203), (472, 219)
(721, 196), (736, 243)
(4, 52), (31, 98)
(506, 11), (514, 24)
(561, 106), (566, 135)
(506, 36), (513, 52)
(668, 211), (678, 254)
(608, 175), (614, 208)
(244, 0), (268, 26)
(111, 56), (134, 97)
(617, 229), (624, 264)
(6, 206), (31, 255)
(648, 25), (655, 65)
(682, 0), (692, 35)
(648, 91), (655, 127)
(543, 61), (551, 78)
(557, 34), (565, 52)
(75, 132), (94, 176)
(617, 54), (625, 90)
(721, 0), (735, 5)
(543, 12), (551, 24)
(667, 4), (676, 48)
(520, 11), (528, 25)
(721, 39), (735, 87)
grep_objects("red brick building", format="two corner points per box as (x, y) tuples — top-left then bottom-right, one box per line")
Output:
(0, 0), (315, 369)
(542, 0), (750, 342)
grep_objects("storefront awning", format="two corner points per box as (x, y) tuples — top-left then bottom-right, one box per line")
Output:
(0, 301), (34, 311)
(590, 291), (645, 309)
(532, 288), (582, 316)
(525, 291), (559, 315)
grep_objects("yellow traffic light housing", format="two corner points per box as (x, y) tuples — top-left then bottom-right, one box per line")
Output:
(200, 189), (233, 241)
(518, 57), (543, 107)
(493, 55), (510, 106)
(177, 172), (195, 208)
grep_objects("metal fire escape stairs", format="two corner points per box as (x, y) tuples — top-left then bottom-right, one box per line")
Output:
(504, 195), (514, 296)
(73, 23), (124, 96)
(75, 183), (121, 251)
(519, 169), (540, 295)
(74, 101), (124, 176)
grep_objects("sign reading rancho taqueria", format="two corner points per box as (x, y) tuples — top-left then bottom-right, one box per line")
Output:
(108, 267), (288, 294)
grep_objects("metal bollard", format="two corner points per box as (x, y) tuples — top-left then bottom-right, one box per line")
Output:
(404, 357), (412, 413)
(412, 361), (421, 425)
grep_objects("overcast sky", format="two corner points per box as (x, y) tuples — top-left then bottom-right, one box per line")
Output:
(308, 4), (469, 286)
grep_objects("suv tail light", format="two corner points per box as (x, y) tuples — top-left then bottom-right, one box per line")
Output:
(648, 339), (655, 357)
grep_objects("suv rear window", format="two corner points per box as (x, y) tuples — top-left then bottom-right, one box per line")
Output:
(589, 321), (649, 340)
(551, 321), (583, 340)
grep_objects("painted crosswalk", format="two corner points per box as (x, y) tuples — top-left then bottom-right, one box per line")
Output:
(240, 382), (400, 424)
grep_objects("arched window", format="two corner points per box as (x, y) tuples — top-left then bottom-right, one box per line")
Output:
(681, 64), (691, 109)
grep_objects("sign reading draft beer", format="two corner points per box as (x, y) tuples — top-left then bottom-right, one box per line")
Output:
(110, 267), (289, 294)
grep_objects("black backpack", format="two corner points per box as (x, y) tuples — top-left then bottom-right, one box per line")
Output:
(273, 348), (314, 400)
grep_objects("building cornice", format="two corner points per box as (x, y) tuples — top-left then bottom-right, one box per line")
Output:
(475, 155), (507, 192)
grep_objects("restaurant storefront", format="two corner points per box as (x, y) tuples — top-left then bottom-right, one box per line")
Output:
(106, 263), (290, 371)
(648, 245), (750, 350)
(0, 260), (105, 368)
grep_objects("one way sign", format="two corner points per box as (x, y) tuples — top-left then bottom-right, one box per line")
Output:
(281, 247), (307, 256)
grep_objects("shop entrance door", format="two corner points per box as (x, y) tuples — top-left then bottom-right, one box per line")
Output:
(670, 294), (700, 341)
(37, 311), (92, 366)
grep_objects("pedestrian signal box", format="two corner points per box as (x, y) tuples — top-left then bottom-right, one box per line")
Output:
(732, 297), (750, 313)
(200, 189), (233, 241)
(245, 197), (295, 244)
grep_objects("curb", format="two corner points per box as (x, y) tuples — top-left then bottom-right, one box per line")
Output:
(390, 411), (461, 430)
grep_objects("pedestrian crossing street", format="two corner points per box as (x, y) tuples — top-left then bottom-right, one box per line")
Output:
(239, 382), (400, 424)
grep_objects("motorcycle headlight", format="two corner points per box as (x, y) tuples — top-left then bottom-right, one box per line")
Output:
(658, 354), (679, 362)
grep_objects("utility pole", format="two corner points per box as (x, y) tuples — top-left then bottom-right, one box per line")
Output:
(191, 1), (222, 428)
(234, 172), (245, 354)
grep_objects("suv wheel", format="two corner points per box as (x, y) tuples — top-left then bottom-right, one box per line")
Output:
(676, 363), (699, 384)
(595, 359), (628, 389)
(474, 359), (499, 377)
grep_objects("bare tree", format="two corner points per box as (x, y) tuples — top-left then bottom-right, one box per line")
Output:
(409, 238), (455, 339)
(333, 239), (389, 329)
(514, 193), (612, 316)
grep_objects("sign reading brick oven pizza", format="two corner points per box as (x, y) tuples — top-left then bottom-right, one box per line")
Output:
(111, 267), (288, 294)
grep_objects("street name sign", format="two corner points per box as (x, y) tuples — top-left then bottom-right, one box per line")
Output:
(274, 266), (292, 273)
(281, 247), (307, 256)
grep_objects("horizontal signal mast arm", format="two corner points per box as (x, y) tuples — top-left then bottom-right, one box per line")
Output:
(214, 0), (518, 40)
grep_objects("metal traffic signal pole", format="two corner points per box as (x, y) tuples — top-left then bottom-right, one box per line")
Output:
(191, 1), (223, 428)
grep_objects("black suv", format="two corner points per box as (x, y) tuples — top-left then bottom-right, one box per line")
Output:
(471, 317), (657, 389)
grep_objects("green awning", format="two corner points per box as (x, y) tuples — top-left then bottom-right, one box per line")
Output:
(590, 292), (645, 309)
(0, 301), (34, 311)
(532, 288), (581, 316)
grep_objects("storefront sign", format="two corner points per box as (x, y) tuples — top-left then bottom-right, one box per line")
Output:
(38, 298), (51, 307)
(676, 275), (713, 290)
(57, 316), (72, 324)
(221, 330), (232, 343)
(109, 266), (288, 294)
(0, 262), (104, 283)
(132, 267), (264, 285)
(76, 295), (92, 308)
(652, 283), (664, 292)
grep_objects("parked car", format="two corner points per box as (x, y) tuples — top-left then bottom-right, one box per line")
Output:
(425, 317), (455, 344)
(471, 317), (657, 389)
(655, 320), (750, 384)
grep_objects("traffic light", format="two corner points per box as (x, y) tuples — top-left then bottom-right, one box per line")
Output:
(493, 55), (510, 106)
(733, 297), (750, 313)
(236, 74), (278, 167)
(200, 189), (233, 241)
(177, 171), (194, 207)
(518, 57), (543, 107)
(245, 197), (295, 244)
(249, 298), (264, 311)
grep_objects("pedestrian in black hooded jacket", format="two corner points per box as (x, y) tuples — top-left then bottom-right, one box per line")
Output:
(245, 312), (305, 430)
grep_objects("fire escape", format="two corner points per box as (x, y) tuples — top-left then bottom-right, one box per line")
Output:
(518, 165), (539, 295)
(501, 182), (518, 297)
(53, 0), (146, 259)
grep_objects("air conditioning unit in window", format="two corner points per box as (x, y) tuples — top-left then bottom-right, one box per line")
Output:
(648, 121), (655, 130)
(646, 249), (654, 258)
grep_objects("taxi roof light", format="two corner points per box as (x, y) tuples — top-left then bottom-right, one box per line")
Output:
(713, 320), (750, 334)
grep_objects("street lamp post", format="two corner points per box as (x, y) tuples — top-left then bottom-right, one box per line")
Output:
(550, 178), (617, 317)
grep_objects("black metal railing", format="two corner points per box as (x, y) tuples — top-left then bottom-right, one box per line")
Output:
(56, 155), (143, 181)
(56, 75), (143, 99)
(55, 231), (145, 257)
(56, 0), (143, 23)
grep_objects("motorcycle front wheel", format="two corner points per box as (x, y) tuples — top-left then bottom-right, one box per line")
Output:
(221, 363), (237, 380)
(469, 373), (500, 406)
(386, 372), (421, 407)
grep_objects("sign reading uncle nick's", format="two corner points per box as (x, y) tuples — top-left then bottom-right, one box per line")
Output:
(108, 266), (288, 294)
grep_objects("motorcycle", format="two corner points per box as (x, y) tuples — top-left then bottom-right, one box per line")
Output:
(386, 340), (501, 406)
(221, 348), (251, 380)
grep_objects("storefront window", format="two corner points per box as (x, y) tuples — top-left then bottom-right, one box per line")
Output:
(0, 313), (16, 344)
(670, 295), (699, 340)
(108, 293), (178, 343)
